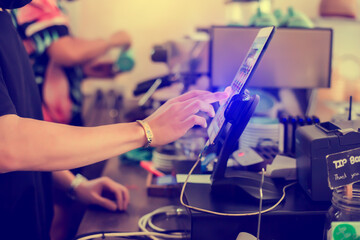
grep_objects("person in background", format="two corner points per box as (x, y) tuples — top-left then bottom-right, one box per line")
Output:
(12, 1), (132, 238)
(0, 1), (229, 240)
(13, 0), (131, 126)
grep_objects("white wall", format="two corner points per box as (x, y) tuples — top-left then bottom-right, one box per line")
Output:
(64, 0), (227, 96)
(61, 0), (359, 98)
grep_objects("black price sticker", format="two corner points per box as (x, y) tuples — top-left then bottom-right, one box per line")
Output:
(326, 147), (360, 189)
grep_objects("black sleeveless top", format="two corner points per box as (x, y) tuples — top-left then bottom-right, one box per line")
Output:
(0, 10), (53, 240)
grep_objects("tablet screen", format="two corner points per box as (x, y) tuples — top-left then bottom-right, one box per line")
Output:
(207, 26), (275, 144)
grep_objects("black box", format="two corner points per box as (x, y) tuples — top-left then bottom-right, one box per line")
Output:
(184, 182), (330, 240)
(296, 120), (360, 201)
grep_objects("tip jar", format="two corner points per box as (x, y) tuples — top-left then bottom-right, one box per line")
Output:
(325, 184), (360, 240)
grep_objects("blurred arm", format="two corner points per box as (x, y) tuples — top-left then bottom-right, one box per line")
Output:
(47, 31), (131, 67)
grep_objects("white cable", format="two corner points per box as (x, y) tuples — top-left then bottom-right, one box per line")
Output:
(180, 153), (297, 216)
(256, 168), (265, 240)
(76, 231), (183, 240)
(147, 206), (187, 234)
(138, 206), (189, 240)
(75, 206), (189, 240)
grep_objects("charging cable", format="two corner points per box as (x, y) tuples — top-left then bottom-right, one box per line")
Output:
(256, 168), (265, 240)
(138, 205), (190, 240)
(74, 205), (189, 240)
(75, 231), (182, 240)
(180, 152), (297, 217)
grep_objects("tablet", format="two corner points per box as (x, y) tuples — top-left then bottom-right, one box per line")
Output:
(207, 26), (275, 144)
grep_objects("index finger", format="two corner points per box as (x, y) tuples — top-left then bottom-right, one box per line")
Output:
(116, 185), (130, 210)
(170, 90), (214, 103)
(104, 182), (130, 211)
(196, 91), (229, 104)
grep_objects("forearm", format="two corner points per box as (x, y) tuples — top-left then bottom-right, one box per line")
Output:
(48, 36), (111, 66)
(0, 90), (229, 173)
(0, 115), (146, 172)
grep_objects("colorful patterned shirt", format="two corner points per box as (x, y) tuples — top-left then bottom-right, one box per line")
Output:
(12, 0), (84, 126)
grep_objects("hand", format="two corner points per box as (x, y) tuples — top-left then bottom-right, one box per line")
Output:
(108, 31), (132, 50)
(145, 90), (229, 147)
(74, 176), (130, 211)
(82, 60), (115, 78)
(220, 86), (232, 105)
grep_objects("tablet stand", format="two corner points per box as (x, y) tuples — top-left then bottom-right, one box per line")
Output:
(210, 92), (281, 202)
(211, 92), (259, 181)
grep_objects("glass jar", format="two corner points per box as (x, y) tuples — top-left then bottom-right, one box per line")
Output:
(324, 185), (360, 240)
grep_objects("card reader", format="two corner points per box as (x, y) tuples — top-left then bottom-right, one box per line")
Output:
(296, 120), (360, 201)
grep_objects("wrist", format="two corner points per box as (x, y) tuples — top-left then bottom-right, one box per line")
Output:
(136, 120), (153, 148)
(67, 173), (88, 200)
